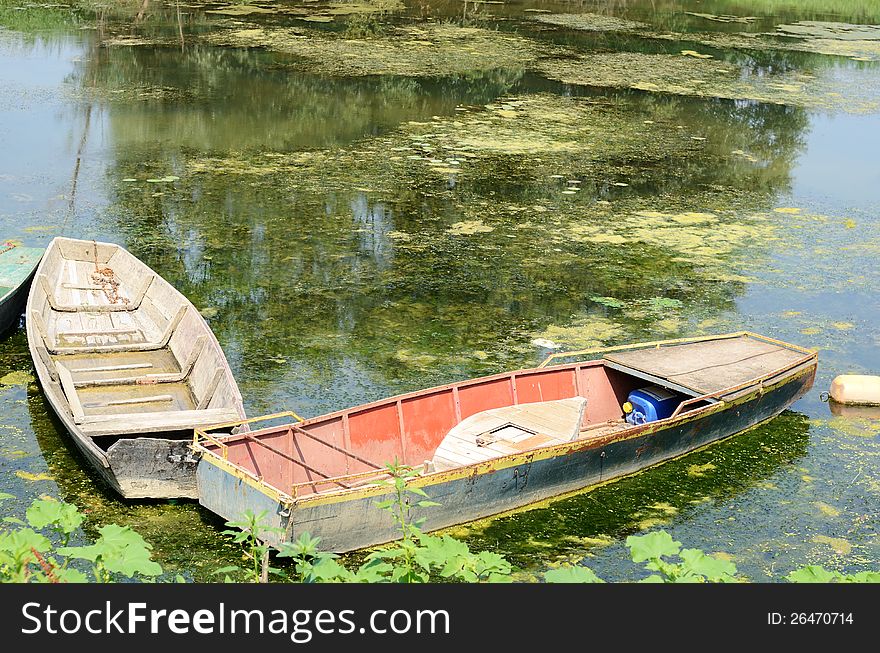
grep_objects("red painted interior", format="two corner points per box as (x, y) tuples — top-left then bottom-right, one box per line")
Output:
(215, 362), (642, 497)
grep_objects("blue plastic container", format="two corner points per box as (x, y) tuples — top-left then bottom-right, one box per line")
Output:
(625, 385), (680, 425)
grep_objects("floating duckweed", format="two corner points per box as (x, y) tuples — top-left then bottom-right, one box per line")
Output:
(206, 5), (279, 16)
(205, 23), (551, 77)
(811, 534), (852, 555)
(774, 207), (802, 214)
(832, 321), (854, 330)
(637, 517), (669, 530)
(681, 50), (713, 59)
(649, 502), (679, 516)
(687, 462), (716, 477)
(532, 316), (625, 350)
(775, 21), (880, 41)
(447, 220), (494, 235)
(814, 502), (841, 517)
(686, 12), (757, 24)
(392, 349), (438, 368)
(539, 52), (880, 114)
(532, 13), (648, 32)
(199, 306), (219, 318)
(15, 470), (53, 482)
(0, 371), (34, 386)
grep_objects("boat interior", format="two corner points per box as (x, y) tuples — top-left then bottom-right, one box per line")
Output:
(29, 238), (242, 441)
(201, 334), (811, 499)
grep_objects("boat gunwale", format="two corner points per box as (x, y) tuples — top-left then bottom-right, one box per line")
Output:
(194, 333), (817, 509)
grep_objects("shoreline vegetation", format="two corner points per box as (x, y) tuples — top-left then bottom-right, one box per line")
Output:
(2, 472), (878, 583)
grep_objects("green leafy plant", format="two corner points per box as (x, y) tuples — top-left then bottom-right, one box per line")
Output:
(58, 524), (162, 582)
(626, 531), (740, 583)
(277, 462), (512, 583)
(0, 495), (162, 583)
(217, 510), (285, 583)
(787, 566), (880, 583)
(544, 566), (604, 583)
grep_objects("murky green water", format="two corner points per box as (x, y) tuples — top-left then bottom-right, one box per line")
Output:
(0, 0), (878, 581)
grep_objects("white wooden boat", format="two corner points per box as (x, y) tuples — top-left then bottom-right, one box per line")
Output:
(26, 237), (245, 498)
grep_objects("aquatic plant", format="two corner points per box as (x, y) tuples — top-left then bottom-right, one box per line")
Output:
(0, 495), (163, 583)
(277, 462), (513, 583)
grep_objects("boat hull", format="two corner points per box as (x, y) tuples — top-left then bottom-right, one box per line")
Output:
(0, 245), (43, 334)
(197, 359), (815, 551)
(37, 394), (201, 499)
(0, 280), (30, 334)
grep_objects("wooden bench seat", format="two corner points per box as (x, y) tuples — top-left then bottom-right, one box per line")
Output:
(32, 304), (187, 354)
(39, 273), (153, 312)
(81, 408), (244, 437)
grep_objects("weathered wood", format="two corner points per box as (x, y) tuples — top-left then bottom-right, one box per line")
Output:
(82, 408), (243, 437)
(55, 362), (85, 424)
(70, 362), (153, 373)
(25, 236), (246, 498)
(83, 394), (174, 409)
(604, 336), (806, 395)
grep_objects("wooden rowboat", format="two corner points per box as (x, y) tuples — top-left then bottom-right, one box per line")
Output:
(0, 241), (44, 334)
(26, 237), (245, 499)
(194, 332), (817, 552)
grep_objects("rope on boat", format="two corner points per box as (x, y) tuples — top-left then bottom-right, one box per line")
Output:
(0, 241), (17, 256)
(90, 239), (128, 305)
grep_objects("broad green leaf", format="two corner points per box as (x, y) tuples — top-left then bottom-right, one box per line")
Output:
(846, 571), (880, 583)
(26, 499), (83, 534)
(639, 575), (665, 583)
(0, 528), (52, 555)
(59, 524), (162, 578)
(54, 567), (89, 583)
(352, 559), (394, 583)
(680, 548), (738, 581)
(544, 566), (604, 583)
(367, 546), (407, 561)
(627, 531), (682, 562)
(306, 558), (353, 583)
(787, 565), (839, 583)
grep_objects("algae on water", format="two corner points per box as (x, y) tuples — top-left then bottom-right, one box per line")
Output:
(204, 23), (551, 77)
(538, 52), (880, 114)
(532, 13), (648, 32)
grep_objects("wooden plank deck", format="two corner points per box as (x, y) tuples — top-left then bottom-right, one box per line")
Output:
(603, 335), (806, 396)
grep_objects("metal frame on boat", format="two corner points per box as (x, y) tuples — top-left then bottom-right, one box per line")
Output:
(193, 331), (817, 552)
